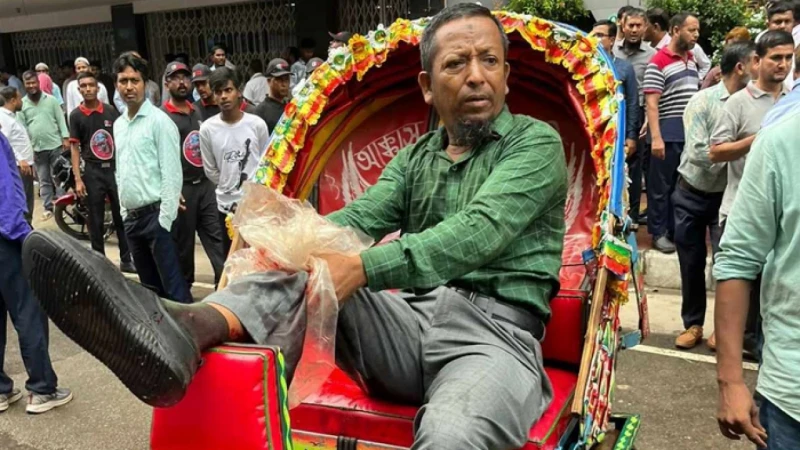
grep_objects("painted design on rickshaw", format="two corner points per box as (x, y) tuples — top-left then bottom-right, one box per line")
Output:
(90, 129), (114, 160)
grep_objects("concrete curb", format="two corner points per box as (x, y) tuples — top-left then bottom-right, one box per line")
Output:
(641, 249), (715, 291)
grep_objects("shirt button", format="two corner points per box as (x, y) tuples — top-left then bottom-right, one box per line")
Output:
(450, 166), (458, 172)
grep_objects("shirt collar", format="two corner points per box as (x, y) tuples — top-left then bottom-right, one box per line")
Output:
(431, 106), (510, 151)
(0, 108), (15, 118)
(661, 45), (694, 61)
(717, 82), (733, 101)
(250, 73), (264, 80)
(746, 80), (789, 99)
(615, 39), (649, 53)
(125, 99), (154, 121)
(164, 98), (194, 115)
(78, 102), (104, 116)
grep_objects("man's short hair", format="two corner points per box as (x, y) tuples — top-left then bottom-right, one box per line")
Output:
(767, 1), (794, 19)
(211, 44), (226, 54)
(22, 70), (37, 81)
(0, 86), (18, 103)
(593, 20), (617, 38)
(209, 67), (240, 92)
(646, 8), (670, 31)
(420, 3), (508, 74)
(113, 52), (150, 80)
(756, 30), (795, 56)
(720, 41), (756, 75)
(617, 5), (634, 21)
(77, 71), (98, 84)
(669, 12), (696, 33)
(624, 8), (647, 21)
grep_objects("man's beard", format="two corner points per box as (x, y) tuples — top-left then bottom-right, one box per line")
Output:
(676, 37), (693, 52)
(451, 118), (493, 147)
(171, 90), (190, 102)
(28, 91), (41, 101)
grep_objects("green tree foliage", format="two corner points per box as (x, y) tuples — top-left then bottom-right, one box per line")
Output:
(507, 0), (588, 23)
(644, 0), (754, 54)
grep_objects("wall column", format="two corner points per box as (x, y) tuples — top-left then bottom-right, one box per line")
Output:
(111, 4), (148, 60)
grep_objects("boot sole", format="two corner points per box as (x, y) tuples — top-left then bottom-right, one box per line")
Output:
(23, 231), (195, 408)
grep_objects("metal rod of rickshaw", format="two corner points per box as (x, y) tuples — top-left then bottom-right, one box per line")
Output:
(571, 215), (615, 415)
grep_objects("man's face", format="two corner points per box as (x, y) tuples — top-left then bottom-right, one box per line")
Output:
(418, 16), (509, 138)
(167, 72), (192, 101)
(116, 67), (145, 106)
(674, 17), (700, 50)
(75, 62), (90, 74)
(768, 12), (794, 32)
(213, 49), (226, 67)
(301, 48), (314, 61)
(757, 44), (795, 83)
(24, 77), (40, 96)
(624, 16), (646, 44)
(329, 41), (345, 51)
(644, 21), (659, 42)
(78, 77), (99, 101)
(591, 25), (614, 54)
(194, 80), (212, 101)
(214, 79), (241, 112)
(268, 75), (290, 100)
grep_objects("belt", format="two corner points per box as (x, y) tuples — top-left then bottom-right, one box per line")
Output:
(678, 177), (719, 198)
(127, 202), (160, 220)
(450, 287), (545, 341)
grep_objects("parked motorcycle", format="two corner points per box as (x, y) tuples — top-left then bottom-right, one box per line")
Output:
(51, 155), (114, 242)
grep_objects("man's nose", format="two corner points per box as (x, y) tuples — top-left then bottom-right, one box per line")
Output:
(465, 58), (486, 87)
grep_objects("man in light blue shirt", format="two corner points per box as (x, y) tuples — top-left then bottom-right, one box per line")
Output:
(113, 52), (191, 304)
(715, 111), (800, 447)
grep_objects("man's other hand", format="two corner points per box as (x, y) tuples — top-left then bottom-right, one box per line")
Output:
(652, 137), (666, 160)
(318, 253), (367, 302)
(717, 381), (767, 448)
(625, 139), (637, 157)
(18, 160), (32, 177)
(179, 194), (187, 212)
(75, 180), (87, 198)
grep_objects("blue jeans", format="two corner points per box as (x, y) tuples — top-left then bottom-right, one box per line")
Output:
(758, 393), (800, 449)
(0, 236), (58, 395)
(123, 208), (192, 304)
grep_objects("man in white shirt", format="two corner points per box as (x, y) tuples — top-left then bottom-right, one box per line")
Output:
(243, 59), (267, 106)
(65, 57), (109, 118)
(200, 67), (269, 255)
(0, 86), (34, 223)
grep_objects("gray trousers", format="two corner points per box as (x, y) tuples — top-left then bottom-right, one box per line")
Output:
(206, 272), (553, 450)
(33, 148), (64, 213)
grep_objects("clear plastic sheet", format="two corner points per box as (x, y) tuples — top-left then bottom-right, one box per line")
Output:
(226, 182), (373, 408)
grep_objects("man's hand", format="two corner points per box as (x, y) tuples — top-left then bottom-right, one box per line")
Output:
(639, 119), (648, 139)
(62, 138), (70, 151)
(179, 194), (187, 212)
(625, 138), (637, 157)
(318, 253), (367, 302)
(75, 179), (87, 198)
(652, 137), (666, 160)
(18, 160), (32, 177)
(717, 381), (767, 448)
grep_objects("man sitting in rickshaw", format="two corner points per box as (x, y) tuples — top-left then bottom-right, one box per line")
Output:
(23, 4), (567, 449)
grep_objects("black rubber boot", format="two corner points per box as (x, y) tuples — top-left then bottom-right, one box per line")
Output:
(22, 230), (200, 408)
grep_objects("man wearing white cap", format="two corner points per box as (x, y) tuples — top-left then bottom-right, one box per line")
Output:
(65, 57), (109, 117)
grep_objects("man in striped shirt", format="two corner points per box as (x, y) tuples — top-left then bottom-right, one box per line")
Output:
(643, 12), (700, 253)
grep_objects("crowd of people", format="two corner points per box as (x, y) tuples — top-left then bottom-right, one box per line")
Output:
(0, 32), (351, 414)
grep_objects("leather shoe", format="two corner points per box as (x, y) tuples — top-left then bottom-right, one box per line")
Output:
(653, 235), (676, 254)
(22, 230), (200, 407)
(675, 325), (703, 349)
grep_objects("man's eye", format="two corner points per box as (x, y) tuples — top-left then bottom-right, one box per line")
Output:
(484, 56), (498, 65)
(446, 60), (464, 69)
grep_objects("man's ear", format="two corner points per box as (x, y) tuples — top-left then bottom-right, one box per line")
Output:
(504, 62), (510, 95)
(418, 71), (434, 106)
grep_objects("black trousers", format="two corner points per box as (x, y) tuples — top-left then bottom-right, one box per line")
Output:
(218, 211), (232, 258)
(124, 208), (193, 304)
(83, 163), (131, 264)
(673, 181), (722, 329)
(647, 141), (683, 239)
(19, 167), (34, 225)
(0, 236), (58, 395)
(176, 179), (225, 286)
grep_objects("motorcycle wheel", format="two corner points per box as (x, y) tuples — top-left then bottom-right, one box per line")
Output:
(54, 202), (91, 241)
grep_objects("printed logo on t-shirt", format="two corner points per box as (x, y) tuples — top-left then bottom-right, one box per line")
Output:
(183, 130), (202, 167)
(90, 129), (114, 160)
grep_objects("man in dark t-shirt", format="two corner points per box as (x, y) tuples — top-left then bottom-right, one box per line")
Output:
(162, 61), (226, 287)
(68, 72), (134, 273)
(254, 58), (291, 133)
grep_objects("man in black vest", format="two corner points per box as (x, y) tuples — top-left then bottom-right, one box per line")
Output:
(161, 61), (226, 288)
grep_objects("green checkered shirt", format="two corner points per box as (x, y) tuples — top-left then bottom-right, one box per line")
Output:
(327, 107), (567, 320)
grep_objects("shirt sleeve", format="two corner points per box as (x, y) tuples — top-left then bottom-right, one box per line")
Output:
(155, 116), (183, 230)
(710, 100), (740, 145)
(682, 94), (724, 174)
(55, 98), (69, 139)
(694, 46), (711, 80)
(623, 63), (640, 139)
(326, 145), (410, 241)
(256, 120), (270, 157)
(68, 111), (80, 142)
(642, 63), (665, 95)
(357, 122), (567, 291)
(200, 124), (220, 184)
(713, 131), (780, 281)
(7, 121), (33, 164)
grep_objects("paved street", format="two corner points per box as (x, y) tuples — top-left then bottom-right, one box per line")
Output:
(1, 221), (759, 449)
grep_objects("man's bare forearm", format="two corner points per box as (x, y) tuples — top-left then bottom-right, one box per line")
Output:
(70, 143), (82, 183)
(710, 135), (756, 163)
(715, 279), (751, 386)
(645, 96), (662, 140)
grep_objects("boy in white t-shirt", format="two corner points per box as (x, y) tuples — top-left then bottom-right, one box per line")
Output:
(200, 67), (269, 254)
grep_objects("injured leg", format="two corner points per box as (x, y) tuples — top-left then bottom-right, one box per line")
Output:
(22, 230), (307, 408)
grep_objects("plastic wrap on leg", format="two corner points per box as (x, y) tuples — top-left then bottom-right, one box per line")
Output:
(225, 183), (373, 408)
